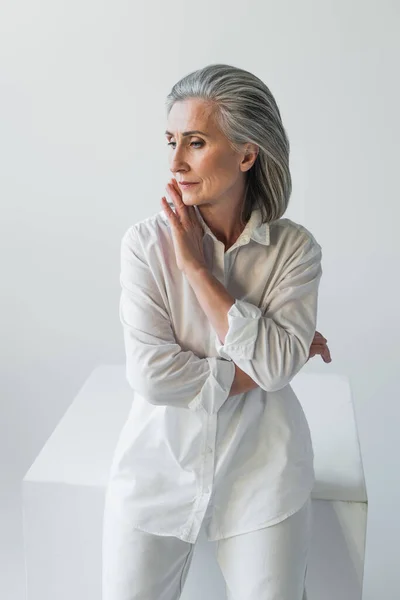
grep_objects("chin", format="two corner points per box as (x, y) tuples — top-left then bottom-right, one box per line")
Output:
(182, 195), (199, 204)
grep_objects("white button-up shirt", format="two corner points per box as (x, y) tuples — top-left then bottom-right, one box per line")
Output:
(106, 202), (323, 543)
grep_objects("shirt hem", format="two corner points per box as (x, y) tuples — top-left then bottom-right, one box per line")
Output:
(206, 486), (314, 542)
(120, 486), (314, 544)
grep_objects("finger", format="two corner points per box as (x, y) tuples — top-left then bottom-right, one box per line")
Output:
(314, 331), (327, 342)
(170, 179), (197, 220)
(166, 183), (190, 225)
(167, 181), (185, 206)
(311, 344), (331, 356)
(166, 182), (181, 205)
(170, 179), (194, 213)
(322, 346), (332, 362)
(309, 342), (325, 352)
(312, 344), (332, 362)
(309, 343), (330, 358)
(171, 178), (181, 194)
(161, 196), (179, 225)
(309, 347), (332, 363)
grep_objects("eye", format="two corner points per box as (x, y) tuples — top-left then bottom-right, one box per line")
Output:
(167, 141), (203, 149)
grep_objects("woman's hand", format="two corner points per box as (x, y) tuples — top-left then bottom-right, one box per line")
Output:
(308, 331), (332, 363)
(161, 178), (207, 273)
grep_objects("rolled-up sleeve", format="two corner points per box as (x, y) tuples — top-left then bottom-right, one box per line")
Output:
(120, 226), (236, 413)
(215, 235), (323, 392)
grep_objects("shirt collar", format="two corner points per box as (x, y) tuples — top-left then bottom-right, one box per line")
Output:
(161, 202), (270, 247)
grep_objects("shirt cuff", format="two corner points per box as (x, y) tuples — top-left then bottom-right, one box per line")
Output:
(215, 299), (262, 361)
(188, 356), (236, 414)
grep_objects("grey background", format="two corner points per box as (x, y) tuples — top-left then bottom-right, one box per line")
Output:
(1, 1), (399, 598)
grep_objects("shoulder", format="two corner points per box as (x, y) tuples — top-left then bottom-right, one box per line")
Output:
(121, 208), (171, 249)
(269, 217), (322, 256)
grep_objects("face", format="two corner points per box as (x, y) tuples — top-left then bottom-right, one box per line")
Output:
(165, 98), (256, 213)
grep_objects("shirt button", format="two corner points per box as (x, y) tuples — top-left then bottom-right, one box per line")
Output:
(207, 446), (213, 454)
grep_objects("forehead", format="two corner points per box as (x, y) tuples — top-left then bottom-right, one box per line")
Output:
(166, 99), (216, 135)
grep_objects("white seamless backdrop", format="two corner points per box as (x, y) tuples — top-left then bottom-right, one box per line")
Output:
(0, 1), (399, 599)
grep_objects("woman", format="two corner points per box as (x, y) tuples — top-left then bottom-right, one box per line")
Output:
(102, 63), (332, 600)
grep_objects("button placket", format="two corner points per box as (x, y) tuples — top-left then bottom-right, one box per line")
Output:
(204, 413), (217, 494)
(196, 413), (216, 500)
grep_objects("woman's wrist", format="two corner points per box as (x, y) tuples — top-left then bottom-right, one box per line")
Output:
(229, 362), (259, 397)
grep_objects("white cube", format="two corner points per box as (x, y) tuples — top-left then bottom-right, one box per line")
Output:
(22, 366), (367, 600)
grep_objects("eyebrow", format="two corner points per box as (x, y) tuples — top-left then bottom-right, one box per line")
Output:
(165, 130), (208, 137)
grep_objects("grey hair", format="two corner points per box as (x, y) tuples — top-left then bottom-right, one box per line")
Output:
(165, 63), (292, 226)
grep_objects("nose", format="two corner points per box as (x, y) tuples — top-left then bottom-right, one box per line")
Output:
(169, 145), (189, 175)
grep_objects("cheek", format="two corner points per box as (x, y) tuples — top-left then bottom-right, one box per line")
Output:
(197, 150), (235, 182)
(210, 157), (236, 180)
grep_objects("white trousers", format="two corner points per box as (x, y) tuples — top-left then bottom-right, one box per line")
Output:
(102, 495), (312, 600)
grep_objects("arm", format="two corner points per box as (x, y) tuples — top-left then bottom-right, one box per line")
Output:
(180, 266), (259, 397)
(229, 328), (332, 397)
(184, 233), (322, 393)
(119, 226), (235, 414)
(185, 232), (322, 393)
(217, 236), (323, 392)
(229, 362), (259, 397)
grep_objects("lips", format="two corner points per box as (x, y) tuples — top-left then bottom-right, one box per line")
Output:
(179, 182), (199, 187)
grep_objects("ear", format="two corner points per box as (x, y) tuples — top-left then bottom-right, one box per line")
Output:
(241, 143), (259, 171)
